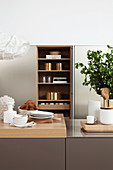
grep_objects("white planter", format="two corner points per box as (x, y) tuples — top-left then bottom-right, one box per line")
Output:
(100, 109), (113, 124)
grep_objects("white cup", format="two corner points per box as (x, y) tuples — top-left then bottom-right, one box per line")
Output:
(87, 116), (96, 124)
(13, 115), (28, 125)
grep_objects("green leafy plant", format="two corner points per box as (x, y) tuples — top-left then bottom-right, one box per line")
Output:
(75, 45), (113, 99)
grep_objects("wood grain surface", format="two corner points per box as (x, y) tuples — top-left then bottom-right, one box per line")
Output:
(81, 120), (113, 132)
(0, 114), (66, 138)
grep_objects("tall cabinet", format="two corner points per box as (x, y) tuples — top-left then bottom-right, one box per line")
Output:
(37, 46), (72, 118)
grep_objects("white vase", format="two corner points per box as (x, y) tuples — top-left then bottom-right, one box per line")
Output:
(0, 95), (15, 120)
(88, 100), (101, 121)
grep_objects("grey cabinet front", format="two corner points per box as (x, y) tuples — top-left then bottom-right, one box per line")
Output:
(0, 139), (65, 170)
(66, 138), (113, 170)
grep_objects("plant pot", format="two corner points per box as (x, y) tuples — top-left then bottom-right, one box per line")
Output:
(100, 108), (113, 124)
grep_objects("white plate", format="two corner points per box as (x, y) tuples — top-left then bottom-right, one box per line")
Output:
(18, 106), (54, 116)
(29, 115), (54, 119)
(30, 114), (53, 117)
(11, 121), (36, 128)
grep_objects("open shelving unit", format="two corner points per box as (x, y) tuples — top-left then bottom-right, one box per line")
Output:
(37, 46), (72, 118)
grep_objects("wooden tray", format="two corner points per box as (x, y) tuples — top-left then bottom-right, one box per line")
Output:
(81, 120), (113, 132)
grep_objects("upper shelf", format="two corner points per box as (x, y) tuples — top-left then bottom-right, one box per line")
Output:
(38, 58), (70, 61)
(38, 83), (70, 85)
(38, 70), (70, 72)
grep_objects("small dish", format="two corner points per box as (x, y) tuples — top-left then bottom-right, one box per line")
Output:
(86, 122), (96, 125)
(30, 115), (54, 120)
(49, 51), (60, 55)
(11, 121), (36, 128)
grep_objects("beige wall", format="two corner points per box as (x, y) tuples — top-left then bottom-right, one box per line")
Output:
(75, 45), (108, 118)
(0, 45), (110, 118)
(0, 46), (37, 111)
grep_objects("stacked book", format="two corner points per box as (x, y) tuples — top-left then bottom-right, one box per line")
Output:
(46, 55), (61, 59)
(53, 77), (67, 83)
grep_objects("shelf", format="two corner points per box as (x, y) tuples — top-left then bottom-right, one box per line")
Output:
(38, 83), (70, 85)
(38, 100), (70, 102)
(37, 46), (72, 118)
(38, 58), (70, 60)
(38, 70), (70, 72)
(38, 104), (70, 110)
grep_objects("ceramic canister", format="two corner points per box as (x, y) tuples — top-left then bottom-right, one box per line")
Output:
(45, 63), (52, 70)
(56, 63), (62, 70)
(100, 108), (113, 124)
(46, 92), (51, 100)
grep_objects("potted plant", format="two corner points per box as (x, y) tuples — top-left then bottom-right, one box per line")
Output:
(75, 45), (113, 102)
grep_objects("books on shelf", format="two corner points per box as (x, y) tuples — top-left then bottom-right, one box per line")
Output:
(53, 77), (67, 83)
(46, 55), (61, 59)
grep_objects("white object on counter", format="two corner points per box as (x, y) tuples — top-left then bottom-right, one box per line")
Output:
(0, 95), (15, 120)
(11, 121), (36, 128)
(4, 105), (17, 123)
(13, 115), (28, 125)
(88, 100), (101, 121)
(87, 116), (95, 124)
(100, 109), (113, 125)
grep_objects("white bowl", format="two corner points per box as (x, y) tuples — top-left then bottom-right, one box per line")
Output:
(100, 109), (113, 124)
(18, 106), (38, 115)
(13, 115), (28, 125)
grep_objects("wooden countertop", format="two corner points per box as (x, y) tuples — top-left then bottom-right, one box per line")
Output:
(0, 114), (66, 138)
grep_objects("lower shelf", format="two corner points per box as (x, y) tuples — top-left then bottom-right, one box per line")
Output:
(38, 104), (70, 110)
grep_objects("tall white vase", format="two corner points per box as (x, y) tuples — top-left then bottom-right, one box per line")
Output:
(88, 100), (101, 121)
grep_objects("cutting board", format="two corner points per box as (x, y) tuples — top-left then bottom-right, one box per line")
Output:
(81, 120), (113, 132)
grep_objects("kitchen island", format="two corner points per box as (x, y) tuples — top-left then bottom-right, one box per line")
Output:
(66, 119), (113, 170)
(0, 114), (66, 170)
(0, 114), (66, 138)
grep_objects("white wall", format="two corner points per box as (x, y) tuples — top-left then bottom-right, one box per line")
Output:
(0, 0), (113, 45)
(0, 46), (37, 110)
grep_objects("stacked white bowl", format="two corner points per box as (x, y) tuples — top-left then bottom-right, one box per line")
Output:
(0, 95), (15, 120)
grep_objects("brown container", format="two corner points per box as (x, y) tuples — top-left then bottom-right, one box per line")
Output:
(49, 51), (61, 55)
(54, 92), (58, 100)
(56, 63), (62, 70)
(45, 63), (52, 70)
(57, 92), (61, 100)
(50, 92), (54, 100)
(46, 92), (51, 100)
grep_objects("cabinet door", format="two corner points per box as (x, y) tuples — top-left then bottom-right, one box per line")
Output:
(0, 139), (65, 170)
(66, 138), (113, 170)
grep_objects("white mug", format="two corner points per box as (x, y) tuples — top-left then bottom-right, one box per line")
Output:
(87, 116), (96, 124)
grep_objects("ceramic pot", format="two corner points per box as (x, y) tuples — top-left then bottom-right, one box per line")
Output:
(100, 108), (113, 124)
